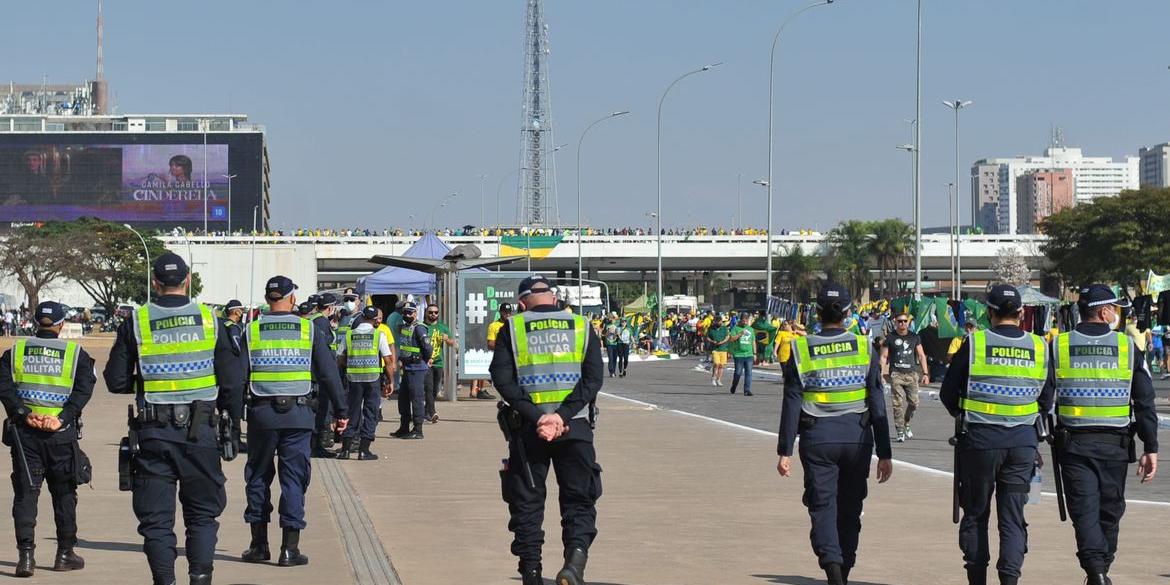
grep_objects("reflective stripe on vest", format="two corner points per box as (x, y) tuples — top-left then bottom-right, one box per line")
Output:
(1053, 331), (1132, 428)
(134, 303), (219, 404)
(965, 330), (1046, 427)
(12, 338), (78, 416)
(792, 332), (870, 417)
(247, 314), (313, 396)
(346, 328), (384, 383)
(398, 325), (421, 355)
(510, 311), (589, 418)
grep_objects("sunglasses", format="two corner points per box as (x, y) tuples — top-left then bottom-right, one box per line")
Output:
(895, 319), (909, 324)
(426, 311), (439, 315)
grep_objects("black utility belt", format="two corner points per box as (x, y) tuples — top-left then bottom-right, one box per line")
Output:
(251, 395), (314, 413)
(1065, 430), (1130, 448)
(137, 402), (215, 428)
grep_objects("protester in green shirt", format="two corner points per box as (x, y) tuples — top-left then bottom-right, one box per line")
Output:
(423, 305), (454, 423)
(728, 313), (757, 396)
(706, 317), (731, 386)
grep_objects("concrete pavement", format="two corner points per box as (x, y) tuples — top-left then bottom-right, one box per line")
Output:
(0, 339), (1167, 584)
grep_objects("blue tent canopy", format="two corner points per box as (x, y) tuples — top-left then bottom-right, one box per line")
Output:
(355, 233), (451, 296)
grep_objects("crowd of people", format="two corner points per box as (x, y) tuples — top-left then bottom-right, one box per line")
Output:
(163, 225), (829, 239)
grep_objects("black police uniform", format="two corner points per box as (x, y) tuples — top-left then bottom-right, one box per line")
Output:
(338, 311), (391, 458)
(104, 294), (243, 585)
(396, 316), (432, 437)
(1057, 321), (1158, 579)
(778, 327), (892, 579)
(238, 309), (347, 563)
(309, 310), (338, 455)
(941, 325), (1056, 585)
(0, 328), (95, 575)
(489, 304), (605, 582)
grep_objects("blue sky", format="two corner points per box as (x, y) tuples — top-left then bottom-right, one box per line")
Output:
(4, 1), (1168, 231)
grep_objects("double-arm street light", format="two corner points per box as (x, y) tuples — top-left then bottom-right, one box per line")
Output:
(577, 110), (630, 307)
(766, 0), (835, 301)
(222, 174), (237, 234)
(657, 63), (721, 347)
(943, 99), (972, 299)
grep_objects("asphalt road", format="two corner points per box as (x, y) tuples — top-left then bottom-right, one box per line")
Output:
(600, 357), (1170, 503)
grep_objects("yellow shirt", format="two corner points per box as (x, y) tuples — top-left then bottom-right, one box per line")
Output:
(775, 331), (795, 364)
(377, 323), (395, 345)
(487, 320), (506, 343)
(947, 336), (963, 357)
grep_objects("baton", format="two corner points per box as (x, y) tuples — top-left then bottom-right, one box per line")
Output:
(6, 419), (35, 491)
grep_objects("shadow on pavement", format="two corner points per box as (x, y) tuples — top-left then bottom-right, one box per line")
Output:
(754, 574), (891, 585)
(507, 578), (639, 585)
(76, 538), (246, 564)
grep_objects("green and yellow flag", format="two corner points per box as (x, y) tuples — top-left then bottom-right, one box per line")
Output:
(500, 235), (564, 259)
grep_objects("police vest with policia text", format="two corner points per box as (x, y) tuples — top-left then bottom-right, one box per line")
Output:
(792, 332), (871, 418)
(509, 310), (589, 419)
(964, 330), (1047, 427)
(1052, 330), (1134, 429)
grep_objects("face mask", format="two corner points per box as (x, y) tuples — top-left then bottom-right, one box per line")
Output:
(345, 301), (356, 312)
(1107, 309), (1121, 331)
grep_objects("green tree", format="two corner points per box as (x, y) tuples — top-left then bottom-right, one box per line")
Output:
(775, 244), (820, 302)
(0, 223), (84, 308)
(869, 219), (915, 298)
(1040, 187), (1170, 289)
(826, 220), (873, 300)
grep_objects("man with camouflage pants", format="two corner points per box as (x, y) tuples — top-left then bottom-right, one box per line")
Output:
(881, 312), (929, 442)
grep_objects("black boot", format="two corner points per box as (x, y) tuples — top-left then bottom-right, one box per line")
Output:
(336, 438), (353, 460)
(310, 433), (335, 458)
(189, 573), (212, 585)
(824, 562), (846, 585)
(555, 548), (587, 585)
(841, 565), (851, 585)
(391, 421), (410, 438)
(241, 522), (270, 562)
(52, 547), (84, 571)
(403, 426), (424, 440)
(520, 563), (543, 585)
(965, 565), (987, 585)
(15, 547), (34, 578)
(277, 528), (309, 567)
(357, 439), (378, 461)
(998, 572), (1018, 585)
(1086, 573), (1112, 585)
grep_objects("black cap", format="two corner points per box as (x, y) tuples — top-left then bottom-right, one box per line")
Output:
(316, 292), (339, 309)
(816, 283), (852, 312)
(1077, 283), (1131, 309)
(499, 302), (514, 314)
(518, 274), (554, 299)
(224, 299), (243, 311)
(306, 294), (320, 306)
(265, 275), (297, 300)
(361, 305), (379, 320)
(35, 301), (66, 326)
(343, 292), (359, 301)
(401, 301), (418, 313)
(297, 300), (314, 315)
(987, 284), (1022, 312)
(152, 252), (189, 287)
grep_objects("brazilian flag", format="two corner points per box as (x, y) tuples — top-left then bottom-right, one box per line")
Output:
(752, 318), (777, 348)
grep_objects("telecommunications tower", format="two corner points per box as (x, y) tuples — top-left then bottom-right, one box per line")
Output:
(515, 0), (560, 226)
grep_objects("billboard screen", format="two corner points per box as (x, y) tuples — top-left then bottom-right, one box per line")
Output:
(0, 133), (263, 229)
(458, 272), (528, 379)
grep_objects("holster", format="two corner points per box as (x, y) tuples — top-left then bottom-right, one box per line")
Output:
(496, 402), (535, 490)
(119, 405), (140, 492)
(217, 411), (238, 461)
(72, 442), (93, 485)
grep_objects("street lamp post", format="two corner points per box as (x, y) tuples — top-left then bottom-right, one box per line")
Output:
(577, 111), (630, 308)
(222, 174), (237, 234)
(657, 63), (720, 348)
(913, 0), (923, 299)
(251, 206), (258, 309)
(767, 0), (834, 302)
(122, 224), (151, 303)
(430, 192), (459, 232)
(943, 99), (972, 299)
(477, 173), (488, 244)
(947, 182), (956, 298)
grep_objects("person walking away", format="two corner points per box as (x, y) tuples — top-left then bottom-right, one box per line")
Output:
(706, 315), (730, 386)
(883, 312), (929, 442)
(603, 321), (620, 378)
(617, 318), (633, 377)
(490, 275), (604, 585)
(1, 301), (95, 577)
(309, 293), (341, 458)
(238, 276), (349, 568)
(1051, 284), (1158, 585)
(336, 305), (395, 460)
(423, 304), (454, 422)
(940, 284), (1055, 585)
(477, 303), (513, 400)
(392, 302), (432, 440)
(103, 253), (243, 585)
(728, 313), (756, 396)
(777, 283), (893, 585)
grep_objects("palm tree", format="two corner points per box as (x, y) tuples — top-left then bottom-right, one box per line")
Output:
(826, 220), (873, 300)
(775, 244), (819, 302)
(869, 219), (915, 298)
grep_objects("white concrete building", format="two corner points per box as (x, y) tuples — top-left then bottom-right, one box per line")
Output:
(972, 147), (1139, 234)
(1139, 143), (1170, 188)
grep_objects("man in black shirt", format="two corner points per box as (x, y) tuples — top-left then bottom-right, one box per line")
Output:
(882, 312), (929, 442)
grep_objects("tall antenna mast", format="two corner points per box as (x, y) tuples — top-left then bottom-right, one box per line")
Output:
(96, 0), (104, 82)
(91, 0), (109, 114)
(515, 0), (558, 226)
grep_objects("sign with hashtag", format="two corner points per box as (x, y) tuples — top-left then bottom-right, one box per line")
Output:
(457, 273), (528, 378)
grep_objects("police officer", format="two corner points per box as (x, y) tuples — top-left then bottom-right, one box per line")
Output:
(0, 301), (94, 577)
(337, 305), (395, 459)
(777, 283), (893, 585)
(223, 299), (245, 351)
(104, 253), (243, 585)
(490, 275), (604, 585)
(941, 284), (1056, 585)
(1052, 285), (1158, 585)
(309, 292), (341, 458)
(239, 276), (349, 567)
(392, 301), (431, 440)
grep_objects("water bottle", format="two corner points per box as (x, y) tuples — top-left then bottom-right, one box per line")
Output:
(1027, 466), (1042, 506)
